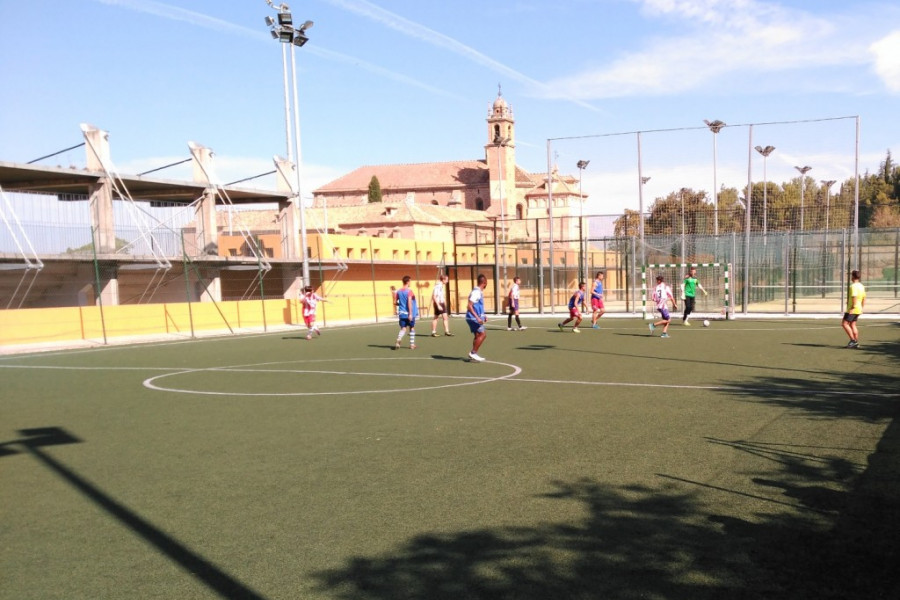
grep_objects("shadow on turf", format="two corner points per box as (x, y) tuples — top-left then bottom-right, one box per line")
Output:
(3, 427), (268, 600)
(311, 339), (900, 600)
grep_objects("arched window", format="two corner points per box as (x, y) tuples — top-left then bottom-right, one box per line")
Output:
(516, 204), (524, 219)
(475, 197), (484, 211)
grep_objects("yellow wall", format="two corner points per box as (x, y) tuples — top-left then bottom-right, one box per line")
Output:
(0, 235), (614, 348)
(0, 299), (301, 347)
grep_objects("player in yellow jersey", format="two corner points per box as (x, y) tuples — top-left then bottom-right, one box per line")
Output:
(841, 270), (866, 348)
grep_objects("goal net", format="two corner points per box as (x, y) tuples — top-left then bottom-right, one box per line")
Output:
(642, 262), (731, 320)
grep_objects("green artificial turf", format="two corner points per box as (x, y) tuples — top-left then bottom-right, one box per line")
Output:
(1, 318), (898, 599)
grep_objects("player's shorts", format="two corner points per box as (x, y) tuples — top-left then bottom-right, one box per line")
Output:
(508, 299), (519, 312)
(303, 314), (315, 327)
(569, 306), (581, 318)
(399, 317), (415, 328)
(658, 307), (671, 320)
(432, 302), (446, 316)
(842, 313), (860, 323)
(591, 297), (604, 310)
(467, 319), (485, 334)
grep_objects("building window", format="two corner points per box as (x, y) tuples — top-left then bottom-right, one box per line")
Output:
(475, 197), (484, 211)
(516, 204), (524, 219)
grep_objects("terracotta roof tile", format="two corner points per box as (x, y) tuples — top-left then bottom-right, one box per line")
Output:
(314, 160), (491, 193)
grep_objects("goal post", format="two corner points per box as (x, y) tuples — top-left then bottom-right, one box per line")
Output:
(642, 262), (732, 320)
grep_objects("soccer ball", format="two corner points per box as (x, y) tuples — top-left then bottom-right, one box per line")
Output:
(703, 319), (710, 327)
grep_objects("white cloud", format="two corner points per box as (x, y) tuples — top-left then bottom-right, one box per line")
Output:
(544, 0), (874, 99)
(870, 31), (900, 93)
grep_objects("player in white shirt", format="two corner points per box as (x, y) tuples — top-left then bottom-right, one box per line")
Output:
(301, 286), (327, 340)
(430, 274), (453, 337)
(506, 276), (526, 331)
(648, 275), (677, 338)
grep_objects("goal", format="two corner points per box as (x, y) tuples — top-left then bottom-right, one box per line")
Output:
(642, 262), (731, 320)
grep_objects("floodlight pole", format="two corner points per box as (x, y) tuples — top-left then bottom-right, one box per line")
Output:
(289, 36), (310, 287)
(754, 145), (775, 244)
(636, 131), (646, 267)
(704, 120), (726, 236)
(794, 165), (812, 233)
(546, 140), (555, 311)
(680, 187), (687, 267)
(266, 1), (313, 287)
(743, 125), (752, 314)
(577, 159), (589, 282)
(820, 179), (836, 298)
(496, 136), (510, 283)
(279, 44), (293, 160)
(821, 179), (836, 233)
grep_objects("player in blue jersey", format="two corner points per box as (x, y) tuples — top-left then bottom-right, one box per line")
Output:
(393, 275), (418, 350)
(558, 282), (586, 333)
(466, 274), (489, 362)
(590, 271), (605, 329)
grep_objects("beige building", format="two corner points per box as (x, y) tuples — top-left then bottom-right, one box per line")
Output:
(310, 92), (586, 243)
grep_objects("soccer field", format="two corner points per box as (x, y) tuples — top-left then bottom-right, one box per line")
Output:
(1, 318), (898, 599)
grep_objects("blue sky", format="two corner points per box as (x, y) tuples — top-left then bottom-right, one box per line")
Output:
(1, 0), (898, 215)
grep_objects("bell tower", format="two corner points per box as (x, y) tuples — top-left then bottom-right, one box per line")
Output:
(485, 87), (515, 218)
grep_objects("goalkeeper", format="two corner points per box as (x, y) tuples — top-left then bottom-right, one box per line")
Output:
(681, 266), (707, 326)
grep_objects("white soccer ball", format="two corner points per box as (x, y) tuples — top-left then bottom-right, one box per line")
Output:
(703, 319), (710, 327)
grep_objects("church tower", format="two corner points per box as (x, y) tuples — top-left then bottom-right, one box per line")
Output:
(484, 89), (516, 219)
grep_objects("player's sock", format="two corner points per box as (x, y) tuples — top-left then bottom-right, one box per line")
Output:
(409, 331), (416, 347)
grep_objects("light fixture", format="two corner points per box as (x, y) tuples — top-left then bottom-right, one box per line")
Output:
(276, 26), (293, 42)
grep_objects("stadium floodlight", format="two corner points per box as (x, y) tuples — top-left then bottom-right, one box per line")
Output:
(704, 120), (726, 235)
(292, 20), (313, 46)
(754, 145), (775, 241)
(794, 165), (812, 231)
(264, 0), (313, 287)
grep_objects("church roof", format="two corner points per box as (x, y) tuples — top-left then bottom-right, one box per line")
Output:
(314, 160), (491, 193)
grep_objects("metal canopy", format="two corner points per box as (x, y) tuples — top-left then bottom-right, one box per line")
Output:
(0, 161), (291, 205)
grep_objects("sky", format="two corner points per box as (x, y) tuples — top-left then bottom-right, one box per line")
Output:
(1, 0), (898, 216)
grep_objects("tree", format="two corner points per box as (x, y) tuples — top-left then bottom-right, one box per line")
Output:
(367, 175), (382, 203)
(613, 209), (641, 238)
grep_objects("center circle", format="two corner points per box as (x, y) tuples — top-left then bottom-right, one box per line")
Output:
(142, 357), (522, 396)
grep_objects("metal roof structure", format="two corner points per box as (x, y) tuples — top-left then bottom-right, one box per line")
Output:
(0, 161), (291, 205)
